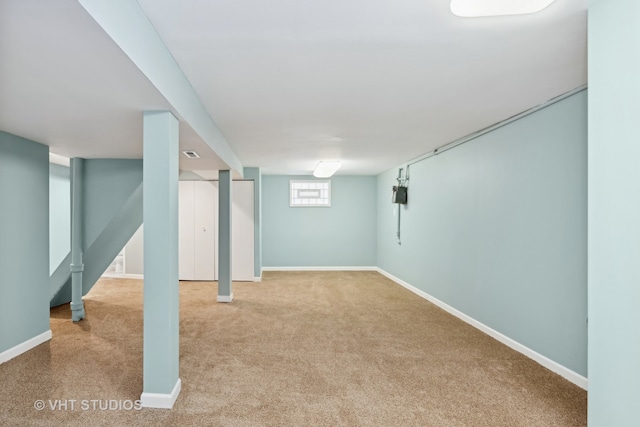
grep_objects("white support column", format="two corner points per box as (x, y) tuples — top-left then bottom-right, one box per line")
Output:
(140, 111), (181, 409)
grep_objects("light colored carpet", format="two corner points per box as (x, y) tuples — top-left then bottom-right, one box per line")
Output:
(0, 271), (586, 426)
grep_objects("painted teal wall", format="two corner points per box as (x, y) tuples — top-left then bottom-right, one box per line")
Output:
(218, 170), (233, 296)
(377, 91), (587, 377)
(589, 0), (640, 424)
(244, 167), (262, 277)
(142, 110), (180, 397)
(49, 163), (70, 275)
(83, 159), (142, 249)
(0, 131), (50, 353)
(263, 175), (377, 267)
(50, 159), (143, 306)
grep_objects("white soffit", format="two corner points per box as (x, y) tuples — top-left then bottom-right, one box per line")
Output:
(0, 0), (231, 172)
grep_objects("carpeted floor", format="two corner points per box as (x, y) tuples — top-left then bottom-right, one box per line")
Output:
(0, 271), (586, 426)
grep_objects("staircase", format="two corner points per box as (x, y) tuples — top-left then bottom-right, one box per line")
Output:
(49, 159), (143, 307)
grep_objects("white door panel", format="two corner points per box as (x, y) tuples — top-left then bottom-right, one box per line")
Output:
(178, 181), (195, 280)
(194, 181), (216, 280)
(180, 180), (254, 282)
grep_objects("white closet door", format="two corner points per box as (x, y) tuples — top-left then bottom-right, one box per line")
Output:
(178, 181), (195, 280)
(193, 181), (217, 280)
(213, 181), (219, 281)
(213, 180), (255, 281)
(232, 181), (255, 281)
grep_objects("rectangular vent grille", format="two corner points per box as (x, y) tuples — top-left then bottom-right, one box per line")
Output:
(182, 150), (200, 159)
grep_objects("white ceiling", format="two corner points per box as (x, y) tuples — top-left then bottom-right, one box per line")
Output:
(1, 0), (586, 176)
(0, 0), (230, 172)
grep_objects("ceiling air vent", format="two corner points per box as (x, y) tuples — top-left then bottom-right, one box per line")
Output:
(182, 150), (200, 159)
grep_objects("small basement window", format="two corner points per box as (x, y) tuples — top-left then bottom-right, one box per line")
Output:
(290, 180), (331, 207)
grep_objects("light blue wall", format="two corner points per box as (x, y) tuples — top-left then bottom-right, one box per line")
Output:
(589, 0), (640, 424)
(218, 170), (233, 297)
(50, 159), (143, 306)
(0, 131), (50, 353)
(244, 167), (262, 277)
(263, 175), (377, 267)
(83, 159), (143, 249)
(142, 110), (180, 397)
(49, 163), (70, 275)
(377, 91), (587, 376)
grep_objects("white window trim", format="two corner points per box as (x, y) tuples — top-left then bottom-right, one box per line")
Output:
(290, 180), (331, 207)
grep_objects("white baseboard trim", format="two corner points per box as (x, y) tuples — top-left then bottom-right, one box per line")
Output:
(217, 293), (234, 303)
(376, 268), (588, 390)
(0, 330), (52, 365)
(253, 276), (262, 282)
(101, 273), (144, 280)
(262, 266), (378, 272)
(140, 378), (181, 409)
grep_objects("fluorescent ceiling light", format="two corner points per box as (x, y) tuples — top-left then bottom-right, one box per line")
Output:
(450, 0), (556, 17)
(313, 161), (341, 178)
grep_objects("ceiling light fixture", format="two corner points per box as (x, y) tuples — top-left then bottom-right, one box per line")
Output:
(450, 0), (556, 17)
(182, 150), (200, 159)
(313, 161), (341, 178)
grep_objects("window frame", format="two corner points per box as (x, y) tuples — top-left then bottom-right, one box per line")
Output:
(289, 179), (332, 207)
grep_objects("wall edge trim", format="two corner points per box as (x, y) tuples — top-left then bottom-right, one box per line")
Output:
(217, 294), (234, 303)
(262, 266), (378, 272)
(0, 330), (52, 365)
(405, 85), (588, 167)
(376, 268), (588, 390)
(100, 273), (144, 280)
(140, 378), (182, 409)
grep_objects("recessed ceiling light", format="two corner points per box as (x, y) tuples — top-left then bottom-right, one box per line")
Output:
(313, 161), (341, 178)
(182, 150), (200, 159)
(450, 0), (556, 17)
